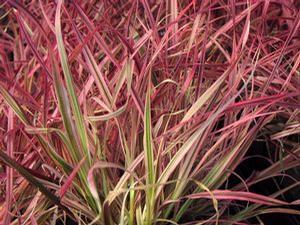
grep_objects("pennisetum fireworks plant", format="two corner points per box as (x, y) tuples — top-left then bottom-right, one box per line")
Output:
(0, 0), (300, 224)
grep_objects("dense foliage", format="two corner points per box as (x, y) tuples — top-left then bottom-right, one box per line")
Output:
(0, 0), (300, 224)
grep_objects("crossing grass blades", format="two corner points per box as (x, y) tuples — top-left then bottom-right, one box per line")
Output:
(0, 0), (300, 224)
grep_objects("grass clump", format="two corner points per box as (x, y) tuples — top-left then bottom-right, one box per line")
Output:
(0, 1), (300, 224)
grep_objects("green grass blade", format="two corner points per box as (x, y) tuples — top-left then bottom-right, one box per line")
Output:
(143, 81), (155, 225)
(50, 51), (81, 163)
(55, 0), (90, 163)
(0, 85), (30, 125)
